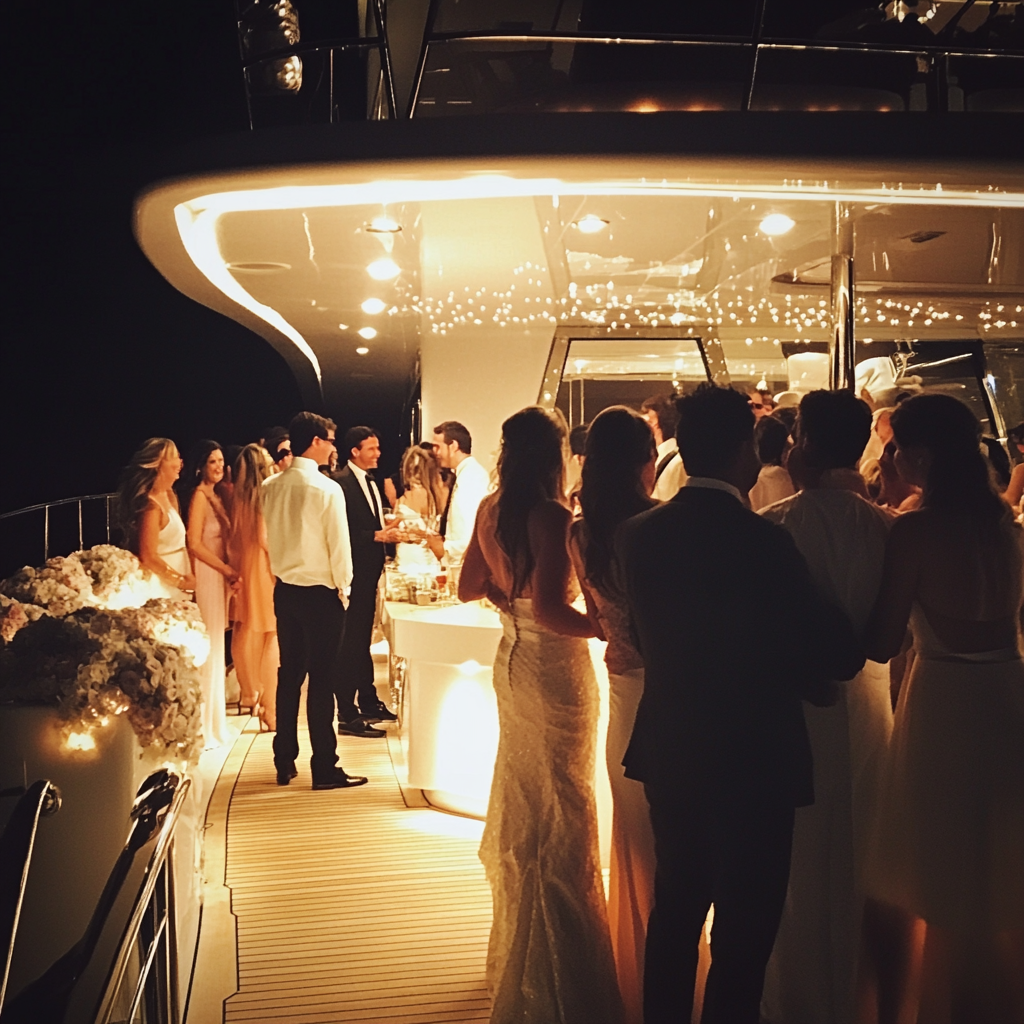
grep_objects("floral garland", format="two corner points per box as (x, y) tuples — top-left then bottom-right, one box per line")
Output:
(0, 547), (208, 763)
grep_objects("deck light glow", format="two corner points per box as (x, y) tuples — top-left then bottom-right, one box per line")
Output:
(357, 326), (377, 339)
(356, 346), (369, 355)
(573, 215), (609, 234)
(361, 297), (386, 314)
(367, 216), (402, 233)
(367, 258), (400, 280)
(759, 213), (795, 236)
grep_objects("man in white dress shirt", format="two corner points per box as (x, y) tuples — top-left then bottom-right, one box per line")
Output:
(431, 420), (491, 563)
(262, 411), (368, 791)
(641, 394), (687, 501)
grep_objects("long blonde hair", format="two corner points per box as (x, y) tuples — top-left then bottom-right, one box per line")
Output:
(401, 445), (446, 517)
(231, 444), (273, 541)
(115, 438), (179, 553)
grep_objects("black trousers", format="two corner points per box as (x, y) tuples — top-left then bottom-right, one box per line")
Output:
(272, 581), (344, 779)
(333, 570), (380, 721)
(643, 783), (795, 1024)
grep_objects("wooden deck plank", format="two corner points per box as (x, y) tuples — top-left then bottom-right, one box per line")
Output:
(222, 678), (492, 1024)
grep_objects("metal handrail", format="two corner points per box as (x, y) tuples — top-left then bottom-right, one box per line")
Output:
(0, 770), (189, 1024)
(0, 494), (116, 563)
(93, 773), (190, 1024)
(0, 781), (62, 1017)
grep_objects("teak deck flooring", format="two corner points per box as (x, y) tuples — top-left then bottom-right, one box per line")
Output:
(222, 713), (492, 1023)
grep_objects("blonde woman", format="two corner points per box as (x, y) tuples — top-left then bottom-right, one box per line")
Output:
(230, 444), (279, 731)
(392, 444), (448, 574)
(182, 440), (236, 749)
(115, 438), (196, 596)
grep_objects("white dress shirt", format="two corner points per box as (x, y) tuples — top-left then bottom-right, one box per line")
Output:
(347, 461), (385, 527)
(652, 438), (687, 502)
(445, 455), (491, 562)
(262, 456), (353, 593)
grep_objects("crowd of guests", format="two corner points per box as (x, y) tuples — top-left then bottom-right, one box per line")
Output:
(111, 385), (1024, 1024)
(459, 386), (1023, 1024)
(111, 417), (489, 751)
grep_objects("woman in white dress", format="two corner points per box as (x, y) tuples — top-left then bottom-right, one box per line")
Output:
(115, 437), (196, 597)
(568, 407), (658, 1024)
(392, 444), (448, 575)
(865, 394), (1024, 1024)
(182, 441), (237, 749)
(459, 407), (624, 1024)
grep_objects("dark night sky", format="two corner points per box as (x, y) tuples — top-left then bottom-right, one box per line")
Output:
(2, 0), (330, 520)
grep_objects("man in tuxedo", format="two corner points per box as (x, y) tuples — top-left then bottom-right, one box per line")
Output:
(262, 412), (367, 790)
(333, 426), (403, 737)
(618, 384), (864, 1024)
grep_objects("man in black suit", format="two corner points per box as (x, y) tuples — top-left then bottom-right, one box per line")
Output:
(332, 426), (402, 737)
(618, 384), (864, 1024)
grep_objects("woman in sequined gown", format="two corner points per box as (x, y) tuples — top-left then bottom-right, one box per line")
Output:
(460, 407), (624, 1024)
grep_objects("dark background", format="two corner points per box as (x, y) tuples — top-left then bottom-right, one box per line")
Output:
(2, 0), (354, 523)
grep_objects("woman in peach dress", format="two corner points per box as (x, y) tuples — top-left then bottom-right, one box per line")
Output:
(229, 444), (279, 731)
(183, 440), (236, 749)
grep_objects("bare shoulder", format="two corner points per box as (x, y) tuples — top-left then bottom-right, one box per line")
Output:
(887, 508), (932, 547)
(142, 497), (167, 529)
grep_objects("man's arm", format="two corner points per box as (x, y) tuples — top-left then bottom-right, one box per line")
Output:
(324, 486), (353, 599)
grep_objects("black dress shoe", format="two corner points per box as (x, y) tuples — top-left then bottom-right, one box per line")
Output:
(276, 765), (298, 786)
(360, 701), (398, 724)
(311, 769), (369, 790)
(338, 717), (386, 738)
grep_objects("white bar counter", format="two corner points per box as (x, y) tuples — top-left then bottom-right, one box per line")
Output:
(382, 598), (613, 867)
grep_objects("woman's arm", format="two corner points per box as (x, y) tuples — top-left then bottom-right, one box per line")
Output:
(529, 503), (595, 638)
(863, 514), (922, 663)
(139, 503), (196, 592)
(1005, 462), (1024, 509)
(567, 526), (606, 641)
(457, 521), (509, 611)
(187, 490), (239, 582)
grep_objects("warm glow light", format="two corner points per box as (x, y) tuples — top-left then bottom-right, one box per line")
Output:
(574, 214), (609, 234)
(760, 213), (795, 236)
(66, 731), (96, 752)
(356, 346), (369, 355)
(361, 297), (386, 314)
(367, 215), (402, 233)
(367, 258), (400, 281)
(357, 326), (377, 339)
(458, 659), (484, 674)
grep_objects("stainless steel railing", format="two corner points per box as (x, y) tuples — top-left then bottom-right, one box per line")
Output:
(0, 494), (116, 565)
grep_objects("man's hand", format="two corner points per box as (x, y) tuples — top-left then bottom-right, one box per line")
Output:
(374, 527), (403, 544)
(338, 588), (350, 609)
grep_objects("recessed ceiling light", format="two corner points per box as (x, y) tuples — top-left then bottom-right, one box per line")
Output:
(366, 216), (402, 233)
(361, 297), (386, 315)
(573, 214), (609, 234)
(338, 323), (349, 330)
(759, 213), (795, 236)
(367, 258), (400, 280)
(356, 346), (369, 355)
(357, 326), (377, 340)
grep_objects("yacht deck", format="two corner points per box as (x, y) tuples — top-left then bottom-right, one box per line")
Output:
(191, 685), (492, 1023)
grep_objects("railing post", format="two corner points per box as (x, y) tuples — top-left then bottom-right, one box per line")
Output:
(78, 500), (83, 553)
(43, 506), (49, 563)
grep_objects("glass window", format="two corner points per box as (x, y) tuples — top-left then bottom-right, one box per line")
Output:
(415, 39), (750, 115)
(549, 336), (706, 426)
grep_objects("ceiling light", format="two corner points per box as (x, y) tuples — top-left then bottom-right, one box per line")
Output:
(573, 214), (609, 234)
(367, 258), (400, 280)
(357, 326), (377, 339)
(356, 346), (369, 355)
(759, 213), (795, 236)
(361, 297), (386, 315)
(366, 216), (402, 233)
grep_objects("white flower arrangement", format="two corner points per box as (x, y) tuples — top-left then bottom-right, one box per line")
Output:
(0, 547), (208, 764)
